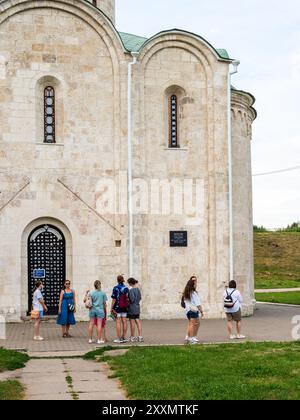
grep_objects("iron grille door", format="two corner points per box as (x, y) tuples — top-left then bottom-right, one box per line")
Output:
(28, 225), (66, 315)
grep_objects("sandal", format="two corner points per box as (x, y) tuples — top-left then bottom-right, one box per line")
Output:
(62, 333), (67, 338)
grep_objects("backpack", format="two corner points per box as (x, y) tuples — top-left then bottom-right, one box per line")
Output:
(224, 288), (237, 309)
(118, 286), (129, 310)
(85, 293), (92, 309)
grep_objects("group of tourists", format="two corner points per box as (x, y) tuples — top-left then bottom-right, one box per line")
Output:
(32, 275), (245, 344)
(31, 275), (143, 343)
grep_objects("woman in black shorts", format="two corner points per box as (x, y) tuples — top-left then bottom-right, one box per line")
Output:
(127, 278), (143, 343)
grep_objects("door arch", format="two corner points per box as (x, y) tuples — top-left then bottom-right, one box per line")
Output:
(28, 224), (66, 315)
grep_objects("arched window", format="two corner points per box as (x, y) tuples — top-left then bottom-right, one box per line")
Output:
(44, 86), (55, 143)
(169, 94), (178, 148)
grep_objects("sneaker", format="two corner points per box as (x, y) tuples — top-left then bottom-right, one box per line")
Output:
(121, 338), (129, 343)
(237, 335), (246, 340)
(88, 339), (93, 344)
(97, 340), (105, 345)
(230, 335), (237, 340)
(138, 336), (144, 343)
(113, 339), (123, 344)
(192, 337), (199, 343)
(34, 336), (44, 341)
(129, 336), (137, 342)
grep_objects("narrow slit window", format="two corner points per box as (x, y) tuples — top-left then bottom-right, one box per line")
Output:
(169, 94), (178, 148)
(44, 86), (55, 143)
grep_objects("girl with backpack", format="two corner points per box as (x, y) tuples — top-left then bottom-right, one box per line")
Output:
(224, 280), (245, 340)
(127, 278), (143, 343)
(111, 275), (129, 344)
(84, 280), (108, 344)
(182, 276), (204, 344)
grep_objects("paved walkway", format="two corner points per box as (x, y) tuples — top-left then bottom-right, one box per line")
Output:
(20, 358), (126, 400)
(255, 288), (300, 293)
(1, 304), (299, 353)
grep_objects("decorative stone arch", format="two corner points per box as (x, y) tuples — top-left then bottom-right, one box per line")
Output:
(138, 31), (225, 74)
(139, 29), (231, 65)
(21, 217), (72, 316)
(0, 0), (125, 60)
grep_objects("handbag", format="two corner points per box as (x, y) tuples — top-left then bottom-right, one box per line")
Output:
(85, 293), (92, 309)
(31, 310), (40, 320)
(68, 304), (75, 313)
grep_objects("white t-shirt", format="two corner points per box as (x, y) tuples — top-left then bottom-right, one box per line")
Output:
(184, 291), (201, 314)
(33, 289), (44, 311)
(223, 288), (243, 313)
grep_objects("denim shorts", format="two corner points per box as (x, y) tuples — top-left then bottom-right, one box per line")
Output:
(39, 311), (44, 319)
(186, 310), (199, 320)
(89, 309), (105, 320)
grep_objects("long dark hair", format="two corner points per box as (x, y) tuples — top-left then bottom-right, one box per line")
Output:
(33, 281), (43, 292)
(183, 276), (197, 300)
(128, 278), (138, 286)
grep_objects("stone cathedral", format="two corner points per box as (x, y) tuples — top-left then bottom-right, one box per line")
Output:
(0, 0), (256, 321)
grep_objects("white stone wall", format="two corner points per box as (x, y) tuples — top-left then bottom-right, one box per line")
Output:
(0, 0), (127, 321)
(231, 91), (256, 316)
(0, 0), (256, 321)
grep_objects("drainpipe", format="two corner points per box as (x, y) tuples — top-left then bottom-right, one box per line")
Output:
(128, 52), (138, 277)
(227, 60), (240, 281)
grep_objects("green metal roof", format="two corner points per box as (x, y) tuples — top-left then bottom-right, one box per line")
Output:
(118, 31), (230, 60)
(119, 32), (148, 52)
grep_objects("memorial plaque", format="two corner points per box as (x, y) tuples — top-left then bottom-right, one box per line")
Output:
(33, 269), (46, 279)
(170, 231), (188, 247)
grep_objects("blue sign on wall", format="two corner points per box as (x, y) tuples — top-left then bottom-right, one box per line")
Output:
(33, 269), (46, 279)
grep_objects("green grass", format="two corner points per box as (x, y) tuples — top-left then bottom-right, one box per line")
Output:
(256, 292), (300, 305)
(0, 380), (25, 400)
(83, 345), (115, 360)
(254, 232), (300, 289)
(0, 348), (29, 373)
(108, 342), (300, 400)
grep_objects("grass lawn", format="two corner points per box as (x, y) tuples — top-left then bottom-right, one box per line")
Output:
(254, 232), (300, 289)
(0, 381), (25, 400)
(106, 342), (300, 400)
(0, 349), (29, 401)
(0, 348), (29, 373)
(256, 292), (300, 305)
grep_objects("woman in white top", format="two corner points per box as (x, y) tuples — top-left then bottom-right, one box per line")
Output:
(182, 276), (204, 344)
(32, 281), (48, 341)
(223, 280), (245, 340)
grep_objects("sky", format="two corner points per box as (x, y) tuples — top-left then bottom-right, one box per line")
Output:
(116, 0), (300, 229)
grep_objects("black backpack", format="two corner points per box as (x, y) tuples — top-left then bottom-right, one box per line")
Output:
(224, 288), (237, 309)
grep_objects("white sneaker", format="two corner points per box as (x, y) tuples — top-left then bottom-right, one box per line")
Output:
(192, 337), (199, 343)
(88, 339), (93, 344)
(138, 336), (144, 343)
(230, 335), (237, 340)
(237, 335), (246, 340)
(113, 339), (123, 344)
(34, 336), (44, 341)
(97, 340), (105, 345)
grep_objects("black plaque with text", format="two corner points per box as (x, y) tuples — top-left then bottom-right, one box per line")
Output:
(170, 231), (188, 247)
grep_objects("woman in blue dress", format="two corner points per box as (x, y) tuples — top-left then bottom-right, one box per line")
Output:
(57, 280), (76, 338)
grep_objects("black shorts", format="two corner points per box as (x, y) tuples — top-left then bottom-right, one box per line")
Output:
(128, 314), (140, 320)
